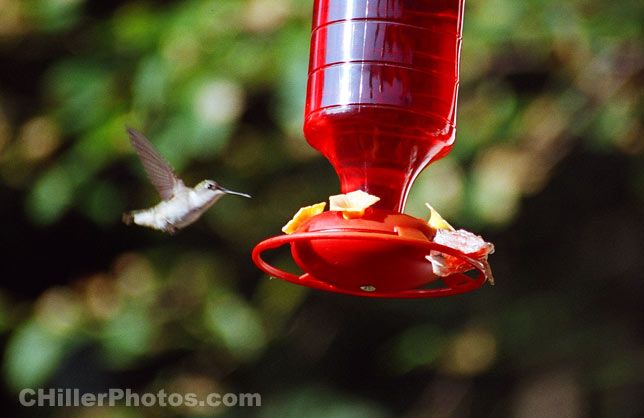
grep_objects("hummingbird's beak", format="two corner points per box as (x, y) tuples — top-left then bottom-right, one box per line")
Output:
(219, 186), (251, 198)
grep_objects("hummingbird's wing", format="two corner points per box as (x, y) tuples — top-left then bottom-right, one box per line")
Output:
(127, 127), (183, 201)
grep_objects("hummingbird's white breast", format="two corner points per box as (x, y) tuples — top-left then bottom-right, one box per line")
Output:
(131, 186), (221, 231)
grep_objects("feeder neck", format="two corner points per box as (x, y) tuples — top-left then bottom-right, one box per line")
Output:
(303, 0), (464, 212)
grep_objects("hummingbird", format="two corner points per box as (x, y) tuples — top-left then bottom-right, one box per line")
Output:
(122, 127), (251, 233)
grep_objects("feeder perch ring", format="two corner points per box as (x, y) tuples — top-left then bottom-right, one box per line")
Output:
(252, 231), (486, 299)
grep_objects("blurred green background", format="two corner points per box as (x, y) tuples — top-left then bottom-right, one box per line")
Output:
(1, 0), (643, 417)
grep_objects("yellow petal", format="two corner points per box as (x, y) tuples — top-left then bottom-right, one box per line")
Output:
(281, 202), (326, 234)
(426, 203), (454, 231)
(329, 190), (380, 219)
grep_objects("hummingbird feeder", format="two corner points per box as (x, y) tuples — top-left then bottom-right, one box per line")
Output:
(253, 0), (490, 298)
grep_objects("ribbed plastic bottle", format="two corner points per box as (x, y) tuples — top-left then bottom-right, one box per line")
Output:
(304, 0), (464, 212)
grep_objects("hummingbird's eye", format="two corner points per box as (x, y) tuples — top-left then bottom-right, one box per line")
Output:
(207, 182), (217, 190)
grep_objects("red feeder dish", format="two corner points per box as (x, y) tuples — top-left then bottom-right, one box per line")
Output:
(252, 0), (486, 298)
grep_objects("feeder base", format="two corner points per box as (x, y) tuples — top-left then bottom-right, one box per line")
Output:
(252, 210), (486, 298)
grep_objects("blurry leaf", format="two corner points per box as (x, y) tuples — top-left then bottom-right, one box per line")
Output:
(407, 157), (465, 220)
(158, 0), (242, 78)
(242, 0), (291, 34)
(160, 31), (202, 77)
(386, 324), (445, 374)
(512, 370), (584, 418)
(132, 55), (170, 112)
(81, 180), (126, 226)
(592, 93), (638, 150)
(191, 79), (244, 127)
(589, 352), (642, 390)
(114, 253), (157, 300)
(498, 293), (573, 358)
(467, 0), (524, 42)
(100, 306), (154, 368)
(67, 407), (144, 418)
(160, 252), (232, 321)
(272, 24), (310, 137)
(112, 3), (163, 53)
(25, 113), (126, 225)
(23, 0), (84, 31)
(3, 320), (68, 390)
(456, 82), (518, 160)
(219, 37), (276, 85)
(204, 293), (266, 362)
(205, 192), (258, 245)
(187, 78), (242, 158)
(151, 118), (197, 172)
(46, 61), (116, 135)
(259, 386), (389, 418)
(441, 325), (498, 377)
(70, 115), (129, 173)
(17, 116), (61, 162)
(34, 287), (83, 336)
(459, 36), (492, 83)
(469, 146), (533, 226)
(254, 277), (307, 335)
(190, 0), (243, 39)
(26, 164), (74, 225)
(585, 2), (643, 38)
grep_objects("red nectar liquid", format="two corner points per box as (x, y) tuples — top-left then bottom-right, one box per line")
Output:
(304, 0), (464, 211)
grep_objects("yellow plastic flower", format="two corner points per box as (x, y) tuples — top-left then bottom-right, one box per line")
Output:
(282, 202), (326, 234)
(426, 203), (454, 231)
(329, 190), (380, 219)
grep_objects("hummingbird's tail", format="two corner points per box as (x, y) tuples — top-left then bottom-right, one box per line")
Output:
(122, 211), (135, 225)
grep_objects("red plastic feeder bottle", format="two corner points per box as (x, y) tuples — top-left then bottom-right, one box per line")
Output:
(253, 0), (486, 298)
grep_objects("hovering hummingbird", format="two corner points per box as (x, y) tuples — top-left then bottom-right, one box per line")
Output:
(122, 127), (250, 233)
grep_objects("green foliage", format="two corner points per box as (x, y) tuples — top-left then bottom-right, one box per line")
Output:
(259, 386), (389, 418)
(386, 324), (446, 374)
(0, 0), (642, 417)
(4, 320), (70, 390)
(100, 305), (156, 368)
(204, 292), (267, 361)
